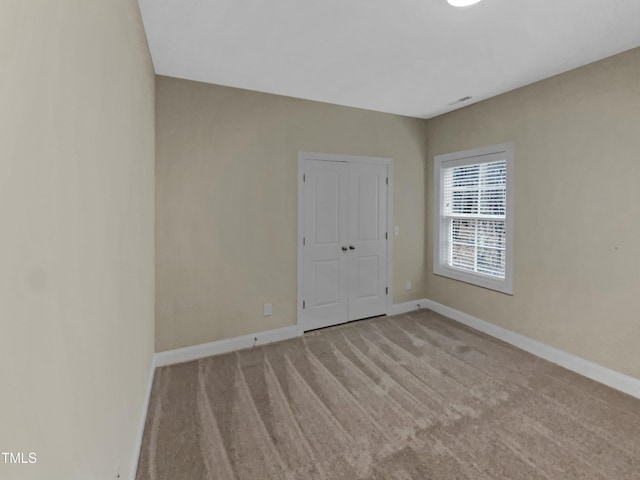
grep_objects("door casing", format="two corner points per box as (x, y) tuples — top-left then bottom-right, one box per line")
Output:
(297, 152), (394, 331)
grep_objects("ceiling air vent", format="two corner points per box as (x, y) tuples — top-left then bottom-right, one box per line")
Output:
(448, 96), (473, 106)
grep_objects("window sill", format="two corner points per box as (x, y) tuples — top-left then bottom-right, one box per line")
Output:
(434, 265), (513, 295)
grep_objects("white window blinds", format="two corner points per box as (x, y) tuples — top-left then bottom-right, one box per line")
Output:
(443, 160), (507, 278)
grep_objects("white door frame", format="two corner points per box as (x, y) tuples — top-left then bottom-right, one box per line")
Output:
(297, 151), (394, 330)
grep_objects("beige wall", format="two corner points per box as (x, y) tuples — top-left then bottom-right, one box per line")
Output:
(425, 48), (640, 378)
(0, 1), (155, 479)
(156, 76), (428, 351)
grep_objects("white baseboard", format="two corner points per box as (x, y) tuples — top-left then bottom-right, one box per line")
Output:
(389, 299), (427, 316)
(418, 298), (640, 400)
(153, 325), (303, 367)
(130, 355), (156, 480)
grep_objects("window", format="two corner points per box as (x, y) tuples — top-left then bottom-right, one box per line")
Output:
(434, 143), (513, 294)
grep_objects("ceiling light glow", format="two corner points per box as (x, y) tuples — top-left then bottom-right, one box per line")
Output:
(447, 0), (483, 7)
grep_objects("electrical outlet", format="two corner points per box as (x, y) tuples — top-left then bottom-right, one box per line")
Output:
(394, 225), (400, 236)
(405, 280), (411, 291)
(263, 303), (272, 316)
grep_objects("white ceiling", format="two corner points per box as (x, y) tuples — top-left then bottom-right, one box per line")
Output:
(139, 0), (640, 119)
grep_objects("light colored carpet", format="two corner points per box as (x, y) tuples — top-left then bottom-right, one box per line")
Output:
(136, 309), (640, 479)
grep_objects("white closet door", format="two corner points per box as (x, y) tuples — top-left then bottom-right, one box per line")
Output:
(347, 162), (388, 321)
(301, 160), (349, 330)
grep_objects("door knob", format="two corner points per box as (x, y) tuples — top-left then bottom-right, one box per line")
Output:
(341, 246), (348, 252)
(349, 245), (355, 250)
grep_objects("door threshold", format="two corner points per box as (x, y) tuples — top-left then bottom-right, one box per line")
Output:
(302, 314), (387, 334)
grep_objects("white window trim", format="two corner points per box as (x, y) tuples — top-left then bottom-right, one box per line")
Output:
(433, 143), (514, 295)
